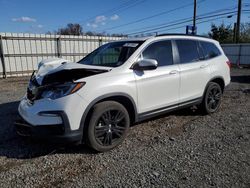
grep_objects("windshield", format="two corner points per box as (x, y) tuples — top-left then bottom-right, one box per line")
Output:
(77, 41), (144, 67)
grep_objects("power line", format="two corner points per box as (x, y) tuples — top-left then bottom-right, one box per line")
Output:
(111, 0), (148, 16)
(127, 11), (239, 35)
(130, 10), (249, 36)
(52, 0), (139, 30)
(125, 6), (250, 35)
(80, 0), (135, 23)
(122, 3), (248, 35)
(98, 0), (245, 33)
(80, 0), (146, 24)
(150, 15), (239, 35)
(96, 0), (206, 32)
(122, 5), (238, 34)
(127, 11), (238, 35)
(132, 15), (237, 36)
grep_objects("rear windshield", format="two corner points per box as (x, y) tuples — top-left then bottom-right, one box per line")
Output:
(78, 41), (144, 67)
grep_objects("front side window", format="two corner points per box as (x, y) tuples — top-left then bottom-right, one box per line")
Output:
(200, 41), (221, 59)
(78, 41), (144, 67)
(176, 40), (200, 64)
(142, 40), (173, 66)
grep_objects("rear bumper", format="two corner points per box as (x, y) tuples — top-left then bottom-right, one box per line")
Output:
(14, 111), (82, 144)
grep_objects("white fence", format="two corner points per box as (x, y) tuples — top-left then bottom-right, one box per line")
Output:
(221, 44), (250, 66)
(0, 33), (249, 78)
(0, 33), (123, 78)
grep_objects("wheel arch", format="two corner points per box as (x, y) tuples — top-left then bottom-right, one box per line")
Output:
(209, 76), (225, 93)
(79, 93), (138, 141)
(203, 76), (225, 98)
(200, 76), (225, 114)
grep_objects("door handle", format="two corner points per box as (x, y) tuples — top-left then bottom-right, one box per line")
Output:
(200, 64), (208, 69)
(169, 70), (178, 75)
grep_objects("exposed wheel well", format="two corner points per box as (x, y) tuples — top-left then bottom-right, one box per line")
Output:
(84, 96), (136, 127)
(210, 77), (225, 92)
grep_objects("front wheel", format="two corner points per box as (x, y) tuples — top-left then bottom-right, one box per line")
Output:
(85, 101), (130, 152)
(201, 82), (222, 114)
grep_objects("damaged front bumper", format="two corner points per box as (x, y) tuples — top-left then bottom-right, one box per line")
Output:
(14, 111), (82, 143)
(15, 90), (89, 143)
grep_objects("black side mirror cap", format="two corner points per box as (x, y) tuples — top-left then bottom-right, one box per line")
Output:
(131, 59), (158, 71)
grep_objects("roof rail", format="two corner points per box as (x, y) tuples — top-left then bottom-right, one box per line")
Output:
(156, 33), (210, 39)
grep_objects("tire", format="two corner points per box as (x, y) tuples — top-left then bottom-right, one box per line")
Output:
(85, 101), (130, 152)
(201, 82), (222, 114)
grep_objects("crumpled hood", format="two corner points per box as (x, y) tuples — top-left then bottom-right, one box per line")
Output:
(34, 58), (112, 85)
(37, 58), (71, 76)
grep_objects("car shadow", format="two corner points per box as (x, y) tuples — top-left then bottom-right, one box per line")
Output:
(0, 101), (201, 159)
(231, 75), (250, 84)
(0, 101), (93, 159)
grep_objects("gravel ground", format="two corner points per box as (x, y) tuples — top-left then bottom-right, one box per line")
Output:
(0, 68), (249, 187)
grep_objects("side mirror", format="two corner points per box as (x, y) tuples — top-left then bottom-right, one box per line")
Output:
(132, 59), (158, 71)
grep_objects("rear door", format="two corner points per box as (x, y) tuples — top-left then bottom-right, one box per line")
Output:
(134, 40), (180, 114)
(175, 39), (211, 103)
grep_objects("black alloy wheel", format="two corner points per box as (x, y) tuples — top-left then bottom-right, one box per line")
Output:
(86, 101), (130, 152)
(202, 82), (222, 114)
(95, 109), (127, 146)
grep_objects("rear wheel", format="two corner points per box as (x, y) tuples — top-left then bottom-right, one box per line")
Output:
(201, 82), (222, 114)
(86, 101), (130, 152)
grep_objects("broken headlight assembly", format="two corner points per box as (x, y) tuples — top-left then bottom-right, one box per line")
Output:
(40, 82), (85, 100)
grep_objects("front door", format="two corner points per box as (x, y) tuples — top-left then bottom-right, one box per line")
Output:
(134, 40), (180, 114)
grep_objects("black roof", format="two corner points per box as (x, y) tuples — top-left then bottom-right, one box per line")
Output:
(156, 33), (210, 39)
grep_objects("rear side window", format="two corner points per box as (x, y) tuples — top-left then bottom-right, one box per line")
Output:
(200, 41), (221, 59)
(176, 40), (200, 64)
(142, 40), (173, 66)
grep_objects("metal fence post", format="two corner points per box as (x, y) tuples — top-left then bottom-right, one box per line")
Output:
(0, 35), (7, 78)
(56, 37), (61, 58)
(237, 44), (242, 67)
(98, 37), (102, 47)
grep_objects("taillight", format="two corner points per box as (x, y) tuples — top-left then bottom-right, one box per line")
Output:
(226, 60), (231, 68)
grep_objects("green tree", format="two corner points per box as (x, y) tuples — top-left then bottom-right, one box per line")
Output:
(240, 23), (250, 43)
(208, 23), (233, 43)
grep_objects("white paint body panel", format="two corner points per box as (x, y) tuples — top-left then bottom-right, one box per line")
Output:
(178, 60), (211, 103)
(134, 65), (180, 113)
(18, 93), (88, 130)
(18, 35), (231, 131)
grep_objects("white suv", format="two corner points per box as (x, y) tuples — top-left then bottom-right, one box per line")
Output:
(15, 34), (231, 152)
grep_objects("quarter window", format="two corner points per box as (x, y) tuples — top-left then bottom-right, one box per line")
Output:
(200, 41), (221, 59)
(176, 40), (200, 64)
(142, 40), (173, 66)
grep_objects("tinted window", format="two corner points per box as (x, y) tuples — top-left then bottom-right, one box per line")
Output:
(142, 40), (173, 66)
(176, 40), (200, 64)
(200, 41), (221, 59)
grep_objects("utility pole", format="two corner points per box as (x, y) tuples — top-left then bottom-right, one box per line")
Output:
(233, 22), (237, 42)
(193, 0), (197, 34)
(236, 0), (242, 43)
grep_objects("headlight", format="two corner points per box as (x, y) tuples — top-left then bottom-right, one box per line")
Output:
(40, 82), (85, 100)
